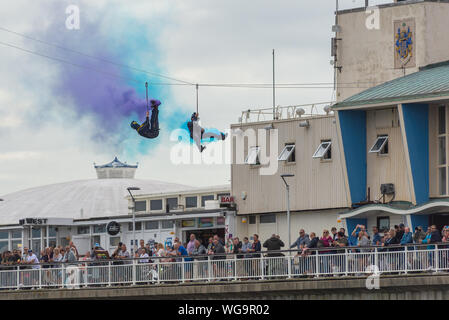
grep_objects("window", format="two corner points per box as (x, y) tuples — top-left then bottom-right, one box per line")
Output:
(440, 167), (447, 195)
(216, 217), (225, 225)
(245, 146), (260, 165)
(0, 231), (8, 240)
(0, 241), (7, 253)
(135, 201), (147, 212)
(77, 226), (90, 235)
(109, 237), (121, 247)
(377, 216), (390, 233)
(201, 195), (215, 207)
(278, 144), (295, 162)
(128, 222), (142, 231)
(145, 221), (159, 230)
(93, 224), (106, 234)
(198, 218), (214, 228)
(369, 135), (389, 154)
(182, 219), (196, 228)
(161, 220), (174, 229)
(11, 240), (21, 250)
(260, 214), (276, 224)
(438, 105), (449, 196)
(11, 230), (21, 239)
(48, 227), (57, 237)
(439, 106), (446, 135)
(186, 196), (197, 208)
(166, 198), (178, 210)
(249, 216), (256, 224)
(313, 140), (332, 159)
(150, 199), (163, 211)
(31, 228), (41, 238)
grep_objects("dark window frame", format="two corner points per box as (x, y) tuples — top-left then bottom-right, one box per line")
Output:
(377, 216), (390, 233)
(135, 200), (147, 212)
(186, 196), (198, 208)
(260, 214), (276, 224)
(150, 199), (163, 211)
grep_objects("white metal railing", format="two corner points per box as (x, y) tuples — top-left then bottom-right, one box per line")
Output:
(239, 102), (334, 124)
(0, 245), (448, 290)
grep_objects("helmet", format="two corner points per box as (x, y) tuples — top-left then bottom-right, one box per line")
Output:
(130, 121), (140, 130)
(191, 112), (198, 121)
(150, 99), (161, 107)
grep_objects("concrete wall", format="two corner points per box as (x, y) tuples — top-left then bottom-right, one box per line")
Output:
(336, 2), (449, 101)
(5, 274), (449, 300)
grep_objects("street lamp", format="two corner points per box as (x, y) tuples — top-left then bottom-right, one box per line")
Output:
(127, 187), (141, 255)
(280, 174), (294, 255)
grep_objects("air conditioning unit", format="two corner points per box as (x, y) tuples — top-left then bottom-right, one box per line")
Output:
(380, 183), (395, 195)
(205, 200), (220, 210)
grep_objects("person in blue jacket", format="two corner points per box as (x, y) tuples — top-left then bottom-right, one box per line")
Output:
(130, 99), (161, 139)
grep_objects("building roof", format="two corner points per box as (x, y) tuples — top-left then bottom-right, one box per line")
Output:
(94, 157), (138, 169)
(333, 61), (449, 110)
(0, 178), (194, 225)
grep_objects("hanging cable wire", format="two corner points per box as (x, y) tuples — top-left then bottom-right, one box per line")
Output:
(0, 40), (193, 86)
(0, 37), (376, 90)
(0, 26), (195, 85)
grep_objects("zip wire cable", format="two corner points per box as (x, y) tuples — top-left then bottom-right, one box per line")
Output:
(0, 40), (192, 86)
(0, 25), (380, 88)
(146, 82), (149, 112)
(0, 26), (195, 85)
(0, 39), (374, 90)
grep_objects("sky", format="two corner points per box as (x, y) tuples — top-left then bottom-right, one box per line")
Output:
(0, 0), (393, 195)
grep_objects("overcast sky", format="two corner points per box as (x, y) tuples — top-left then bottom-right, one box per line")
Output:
(0, 0), (393, 196)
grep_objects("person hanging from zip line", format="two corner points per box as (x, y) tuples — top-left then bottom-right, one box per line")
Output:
(187, 112), (227, 152)
(130, 82), (161, 139)
(130, 99), (161, 139)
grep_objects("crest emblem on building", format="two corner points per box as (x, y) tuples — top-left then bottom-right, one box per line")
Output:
(394, 19), (415, 68)
(395, 23), (413, 64)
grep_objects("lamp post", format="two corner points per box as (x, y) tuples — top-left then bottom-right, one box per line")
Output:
(127, 187), (140, 255)
(280, 174), (294, 254)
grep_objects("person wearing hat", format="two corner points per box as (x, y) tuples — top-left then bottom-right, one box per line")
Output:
(187, 112), (227, 152)
(130, 99), (161, 139)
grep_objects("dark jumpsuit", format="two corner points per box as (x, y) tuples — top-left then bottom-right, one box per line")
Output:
(137, 108), (159, 139)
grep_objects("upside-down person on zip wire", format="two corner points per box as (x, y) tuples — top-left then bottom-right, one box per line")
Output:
(187, 112), (227, 152)
(130, 82), (161, 139)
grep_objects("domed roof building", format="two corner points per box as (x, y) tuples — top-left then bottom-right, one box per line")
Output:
(0, 158), (232, 255)
(0, 157), (192, 225)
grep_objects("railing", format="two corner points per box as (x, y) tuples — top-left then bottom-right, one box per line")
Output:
(337, 0), (395, 12)
(239, 102), (334, 124)
(1, 244), (448, 290)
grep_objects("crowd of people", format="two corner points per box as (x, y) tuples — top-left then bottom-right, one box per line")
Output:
(1, 224), (449, 268)
(0, 224), (448, 287)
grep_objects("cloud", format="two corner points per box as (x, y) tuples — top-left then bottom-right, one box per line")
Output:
(0, 0), (346, 195)
(0, 151), (41, 161)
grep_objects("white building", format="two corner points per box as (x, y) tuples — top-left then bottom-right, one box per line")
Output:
(0, 157), (233, 255)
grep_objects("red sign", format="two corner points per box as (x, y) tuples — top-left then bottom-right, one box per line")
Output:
(219, 196), (234, 204)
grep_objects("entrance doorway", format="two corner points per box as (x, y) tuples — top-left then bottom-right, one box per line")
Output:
(184, 228), (225, 247)
(429, 213), (449, 232)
